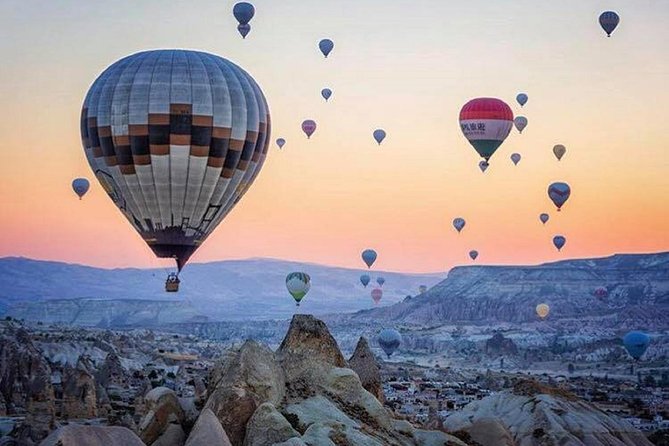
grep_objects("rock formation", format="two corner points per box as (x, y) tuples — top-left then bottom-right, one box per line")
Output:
(184, 408), (231, 446)
(61, 356), (97, 419)
(39, 425), (144, 446)
(95, 352), (128, 388)
(348, 336), (384, 402)
(138, 387), (185, 445)
(484, 332), (518, 357)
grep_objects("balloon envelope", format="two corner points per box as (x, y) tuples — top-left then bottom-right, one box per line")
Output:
(373, 129), (386, 145)
(623, 331), (650, 360)
(536, 303), (550, 319)
(371, 288), (383, 304)
(319, 39), (334, 57)
(361, 249), (377, 268)
(72, 178), (90, 199)
(459, 98), (514, 162)
(286, 272), (311, 305)
(302, 120), (317, 138)
(237, 23), (251, 38)
(539, 213), (550, 224)
(511, 153), (521, 165)
(553, 144), (566, 161)
(453, 217), (466, 233)
(276, 138), (286, 149)
(514, 116), (528, 133)
(548, 182), (571, 211)
(80, 50), (270, 272)
(321, 88), (332, 101)
(469, 250), (479, 261)
(599, 11), (620, 37)
(553, 235), (566, 251)
(233, 2), (255, 24)
(478, 160), (489, 173)
(378, 328), (401, 358)
(376, 277), (385, 287)
(360, 274), (370, 287)
(516, 93), (528, 107)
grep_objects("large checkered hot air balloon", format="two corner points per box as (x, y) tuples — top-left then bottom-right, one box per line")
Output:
(80, 50), (270, 282)
(459, 98), (514, 163)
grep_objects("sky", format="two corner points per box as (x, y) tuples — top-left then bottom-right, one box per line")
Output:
(0, 0), (667, 273)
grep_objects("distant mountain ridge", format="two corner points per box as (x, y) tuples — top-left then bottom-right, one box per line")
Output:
(0, 257), (443, 323)
(345, 252), (669, 328)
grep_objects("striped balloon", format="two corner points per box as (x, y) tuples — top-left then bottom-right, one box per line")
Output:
(80, 50), (270, 272)
(286, 272), (311, 305)
(459, 98), (514, 162)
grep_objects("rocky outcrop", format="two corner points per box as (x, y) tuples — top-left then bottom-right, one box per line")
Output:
(138, 387), (185, 445)
(61, 356), (97, 419)
(243, 402), (300, 446)
(348, 336), (383, 402)
(95, 352), (128, 387)
(185, 408), (232, 446)
(484, 333), (518, 357)
(443, 379), (652, 446)
(150, 423), (186, 446)
(39, 425), (144, 446)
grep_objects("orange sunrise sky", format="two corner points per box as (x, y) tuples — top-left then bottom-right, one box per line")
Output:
(0, 0), (667, 273)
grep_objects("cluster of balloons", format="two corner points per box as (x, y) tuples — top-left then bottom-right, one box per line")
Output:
(360, 249), (384, 304)
(233, 2), (255, 39)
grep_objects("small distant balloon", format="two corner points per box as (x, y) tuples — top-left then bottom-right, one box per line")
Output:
(453, 217), (466, 233)
(460, 98), (514, 162)
(373, 129), (386, 145)
(479, 160), (489, 173)
(511, 153), (521, 165)
(469, 250), (479, 261)
(378, 328), (401, 358)
(72, 178), (90, 200)
(516, 93), (528, 107)
(418, 285), (428, 294)
(553, 144), (566, 161)
(276, 138), (286, 149)
(593, 286), (608, 299)
(599, 11), (620, 37)
(301, 120), (317, 139)
(623, 331), (650, 360)
(361, 249), (377, 268)
(319, 39), (334, 58)
(553, 235), (566, 251)
(321, 88), (332, 101)
(514, 116), (528, 133)
(376, 277), (385, 287)
(548, 182), (571, 211)
(286, 272), (311, 306)
(536, 303), (550, 319)
(371, 288), (383, 304)
(233, 2), (255, 38)
(237, 23), (251, 39)
(360, 274), (371, 288)
(539, 213), (550, 225)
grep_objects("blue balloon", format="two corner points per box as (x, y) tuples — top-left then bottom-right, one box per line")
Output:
(378, 328), (402, 358)
(548, 182), (571, 211)
(233, 2), (255, 25)
(516, 93), (528, 107)
(319, 39), (334, 58)
(373, 129), (386, 145)
(539, 213), (549, 224)
(453, 218), (466, 233)
(360, 274), (370, 287)
(599, 11), (620, 37)
(623, 331), (650, 360)
(511, 153), (521, 165)
(376, 276), (385, 287)
(362, 249), (377, 268)
(72, 178), (90, 200)
(553, 235), (566, 251)
(321, 88), (332, 101)
(276, 138), (286, 149)
(237, 23), (251, 39)
(469, 250), (478, 261)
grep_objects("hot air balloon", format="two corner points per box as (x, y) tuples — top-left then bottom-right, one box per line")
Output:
(553, 235), (566, 251)
(514, 116), (528, 133)
(378, 328), (401, 358)
(479, 160), (489, 173)
(321, 88), (332, 101)
(80, 50), (270, 284)
(553, 144), (566, 161)
(376, 277), (385, 287)
(233, 2), (255, 38)
(418, 285), (428, 294)
(548, 182), (571, 211)
(362, 249), (377, 268)
(469, 250), (479, 261)
(536, 303), (550, 319)
(593, 286), (608, 299)
(371, 288), (383, 304)
(623, 331), (650, 360)
(72, 178), (90, 200)
(319, 39), (334, 58)
(599, 11), (620, 37)
(276, 138), (286, 149)
(302, 120), (317, 138)
(516, 93), (528, 107)
(373, 129), (386, 145)
(453, 217), (466, 233)
(459, 98), (514, 162)
(360, 274), (371, 288)
(286, 272), (311, 306)
(539, 213), (550, 224)
(511, 153), (521, 165)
